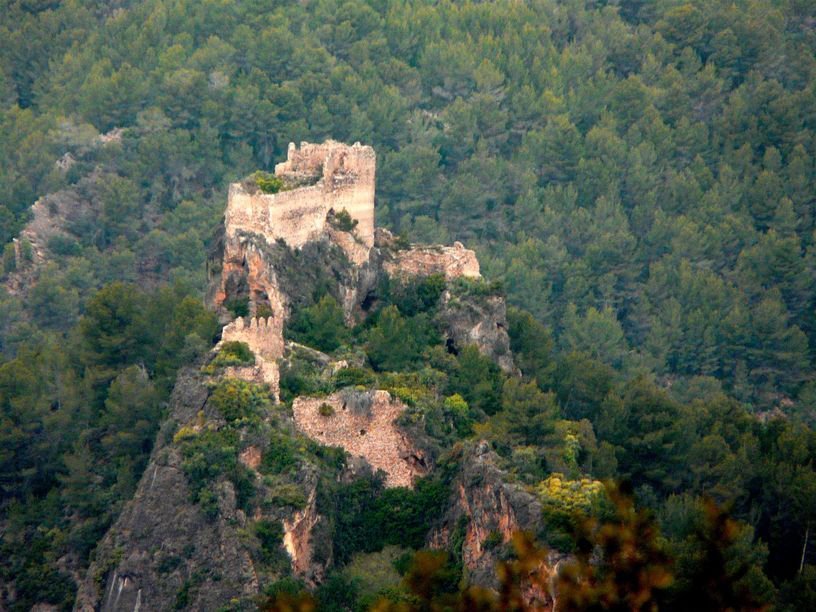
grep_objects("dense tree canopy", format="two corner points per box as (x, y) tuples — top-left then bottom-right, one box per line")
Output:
(1, 0), (816, 609)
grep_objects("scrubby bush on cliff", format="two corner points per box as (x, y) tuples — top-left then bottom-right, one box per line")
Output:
(253, 172), (284, 194)
(328, 208), (358, 233)
(332, 366), (376, 389)
(260, 432), (299, 475)
(223, 296), (249, 318)
(210, 378), (270, 422)
(286, 294), (349, 352)
(207, 340), (255, 372)
(278, 354), (333, 404)
(507, 307), (555, 389)
(253, 519), (289, 571)
(178, 428), (238, 516)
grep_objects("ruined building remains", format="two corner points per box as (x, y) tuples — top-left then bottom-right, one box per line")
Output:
(225, 140), (376, 253)
(210, 140), (503, 489)
(76, 141), (524, 610)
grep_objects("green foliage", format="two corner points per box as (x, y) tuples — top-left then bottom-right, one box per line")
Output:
(286, 295), (349, 352)
(446, 345), (504, 416)
(383, 273), (446, 317)
(278, 352), (333, 404)
(328, 209), (358, 232)
(47, 234), (82, 257)
(448, 276), (504, 299)
(260, 433), (299, 475)
(366, 306), (438, 372)
(2, 243), (15, 274)
(254, 519), (286, 566)
(332, 366), (376, 389)
(209, 341), (255, 370)
(321, 474), (450, 565)
(178, 433), (233, 518)
(507, 307), (555, 389)
(223, 296), (249, 318)
(253, 172), (284, 194)
(209, 378), (270, 422)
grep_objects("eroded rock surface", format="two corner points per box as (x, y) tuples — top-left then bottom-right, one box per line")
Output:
(438, 290), (517, 374)
(428, 442), (547, 588)
(75, 371), (261, 611)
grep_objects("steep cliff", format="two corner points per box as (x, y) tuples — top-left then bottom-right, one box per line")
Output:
(77, 141), (529, 609)
(428, 442), (563, 610)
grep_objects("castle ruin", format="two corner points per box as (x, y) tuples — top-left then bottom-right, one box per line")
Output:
(212, 140), (492, 488)
(225, 140), (376, 253)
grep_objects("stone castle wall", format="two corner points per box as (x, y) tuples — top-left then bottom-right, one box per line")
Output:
(384, 241), (481, 280)
(219, 316), (283, 397)
(292, 390), (428, 488)
(220, 316), (284, 361)
(225, 141), (375, 251)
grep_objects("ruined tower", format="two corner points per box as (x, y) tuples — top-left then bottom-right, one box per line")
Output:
(224, 140), (376, 250)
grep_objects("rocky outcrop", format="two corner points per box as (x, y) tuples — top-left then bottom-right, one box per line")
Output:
(77, 140), (527, 608)
(292, 390), (430, 488)
(429, 442), (546, 586)
(75, 370), (260, 611)
(74, 367), (328, 610)
(438, 288), (517, 374)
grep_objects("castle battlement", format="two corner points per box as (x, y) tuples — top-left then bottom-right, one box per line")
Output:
(220, 315), (284, 361)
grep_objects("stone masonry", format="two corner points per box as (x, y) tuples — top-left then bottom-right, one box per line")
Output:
(225, 141), (376, 253)
(292, 390), (429, 488)
(214, 140), (504, 486)
(218, 316), (283, 397)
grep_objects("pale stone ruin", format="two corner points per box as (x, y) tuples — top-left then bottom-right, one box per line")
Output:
(225, 140), (376, 256)
(217, 316), (283, 398)
(292, 390), (429, 487)
(213, 140), (484, 488)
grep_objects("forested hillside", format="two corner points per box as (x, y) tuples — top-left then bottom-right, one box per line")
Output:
(1, 1), (815, 610)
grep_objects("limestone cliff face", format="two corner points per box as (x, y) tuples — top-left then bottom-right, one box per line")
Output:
(75, 370), (261, 611)
(437, 288), (517, 374)
(75, 365), (334, 611)
(428, 442), (559, 609)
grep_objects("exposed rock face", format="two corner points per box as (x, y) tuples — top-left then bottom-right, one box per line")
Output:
(4, 175), (95, 295)
(282, 485), (322, 578)
(292, 390), (429, 488)
(438, 290), (517, 374)
(75, 370), (261, 611)
(428, 442), (563, 608)
(75, 366), (333, 610)
(429, 442), (545, 586)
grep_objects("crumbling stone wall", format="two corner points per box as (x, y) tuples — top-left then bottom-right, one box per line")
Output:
(219, 316), (283, 397)
(292, 390), (428, 488)
(220, 316), (284, 360)
(381, 235), (481, 280)
(225, 141), (375, 252)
